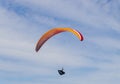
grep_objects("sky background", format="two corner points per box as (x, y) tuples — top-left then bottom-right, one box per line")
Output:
(0, 0), (120, 84)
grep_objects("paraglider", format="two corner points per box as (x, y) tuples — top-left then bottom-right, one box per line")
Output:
(35, 27), (84, 75)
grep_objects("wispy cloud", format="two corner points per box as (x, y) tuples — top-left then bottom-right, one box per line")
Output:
(14, 0), (120, 31)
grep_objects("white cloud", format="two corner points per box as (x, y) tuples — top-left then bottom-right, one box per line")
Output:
(15, 0), (120, 32)
(89, 36), (120, 50)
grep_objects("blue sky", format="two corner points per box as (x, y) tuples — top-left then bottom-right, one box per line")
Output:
(0, 0), (120, 84)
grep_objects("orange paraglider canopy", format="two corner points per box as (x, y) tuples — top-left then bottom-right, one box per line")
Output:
(35, 28), (84, 52)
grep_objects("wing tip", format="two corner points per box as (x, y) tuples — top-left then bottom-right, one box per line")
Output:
(35, 47), (39, 52)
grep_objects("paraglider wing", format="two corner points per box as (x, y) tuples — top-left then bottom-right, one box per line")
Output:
(35, 28), (84, 52)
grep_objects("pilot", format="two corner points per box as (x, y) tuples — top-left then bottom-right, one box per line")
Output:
(58, 68), (65, 75)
